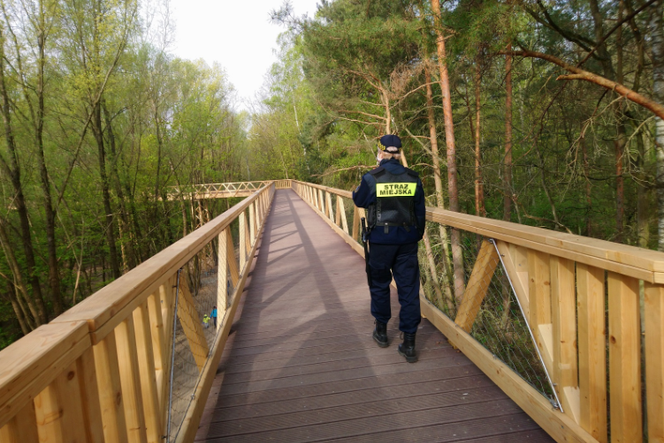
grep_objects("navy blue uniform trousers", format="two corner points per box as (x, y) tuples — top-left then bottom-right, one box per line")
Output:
(368, 242), (421, 334)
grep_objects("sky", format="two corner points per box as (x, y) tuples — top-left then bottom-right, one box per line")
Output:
(168, 0), (320, 111)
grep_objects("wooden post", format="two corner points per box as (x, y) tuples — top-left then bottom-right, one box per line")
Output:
(34, 360), (90, 443)
(326, 192), (334, 221)
(454, 240), (499, 332)
(0, 402), (39, 443)
(338, 197), (349, 235)
(176, 280), (210, 371)
(217, 229), (229, 313)
(239, 212), (247, 271)
(146, 292), (166, 412)
(132, 303), (162, 443)
(645, 282), (664, 443)
(226, 228), (240, 288)
(93, 333), (129, 443)
(550, 256), (579, 423)
(608, 272), (642, 443)
(528, 250), (553, 373)
(114, 317), (148, 443)
(576, 264), (607, 443)
(249, 203), (256, 246)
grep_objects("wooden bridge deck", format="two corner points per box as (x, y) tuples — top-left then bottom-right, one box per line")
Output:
(195, 189), (554, 442)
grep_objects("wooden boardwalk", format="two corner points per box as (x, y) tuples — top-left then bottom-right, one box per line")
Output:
(196, 189), (554, 442)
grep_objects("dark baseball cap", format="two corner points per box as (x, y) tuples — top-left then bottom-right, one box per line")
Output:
(379, 134), (401, 152)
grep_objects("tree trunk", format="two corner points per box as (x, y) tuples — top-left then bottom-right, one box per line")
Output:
(0, 27), (47, 324)
(103, 102), (136, 270)
(424, 64), (454, 307)
(34, 9), (63, 314)
(91, 101), (121, 279)
(636, 131), (650, 248)
(430, 0), (464, 302)
(474, 61), (484, 217)
(504, 47), (513, 222)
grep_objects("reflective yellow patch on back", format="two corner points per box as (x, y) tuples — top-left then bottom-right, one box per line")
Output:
(376, 183), (416, 197)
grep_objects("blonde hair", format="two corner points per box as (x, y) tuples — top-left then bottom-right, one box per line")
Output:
(378, 150), (401, 161)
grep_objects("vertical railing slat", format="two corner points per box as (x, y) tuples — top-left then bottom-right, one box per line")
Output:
(576, 264), (608, 443)
(644, 281), (664, 443)
(93, 332), (129, 443)
(146, 292), (166, 412)
(115, 317), (148, 443)
(608, 272), (642, 443)
(338, 197), (349, 235)
(550, 256), (579, 423)
(133, 303), (163, 443)
(239, 211), (247, 271)
(34, 360), (89, 443)
(218, 228), (229, 313)
(527, 250), (553, 373)
(0, 401), (39, 443)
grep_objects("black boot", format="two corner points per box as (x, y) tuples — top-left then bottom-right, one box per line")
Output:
(398, 332), (417, 363)
(373, 320), (389, 348)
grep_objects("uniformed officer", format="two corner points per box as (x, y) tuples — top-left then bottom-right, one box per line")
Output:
(352, 134), (426, 363)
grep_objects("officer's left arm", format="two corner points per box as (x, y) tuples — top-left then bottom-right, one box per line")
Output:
(415, 179), (426, 240)
(352, 175), (375, 208)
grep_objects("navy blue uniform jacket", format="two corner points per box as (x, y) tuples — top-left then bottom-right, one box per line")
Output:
(352, 158), (426, 245)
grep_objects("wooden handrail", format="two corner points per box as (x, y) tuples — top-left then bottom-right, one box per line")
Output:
(292, 180), (664, 443)
(0, 183), (275, 443)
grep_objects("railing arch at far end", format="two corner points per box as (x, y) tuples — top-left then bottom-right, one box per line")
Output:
(0, 183), (276, 443)
(291, 179), (664, 443)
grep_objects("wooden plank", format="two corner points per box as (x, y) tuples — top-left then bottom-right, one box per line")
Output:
(352, 206), (360, 243)
(158, 277), (176, 434)
(217, 229), (229, 313)
(335, 195), (342, 227)
(0, 322), (90, 430)
(115, 317), (148, 443)
(0, 402), (39, 443)
(34, 359), (88, 443)
(644, 282), (664, 443)
(608, 272), (642, 443)
(133, 303), (162, 443)
(338, 197), (349, 235)
(576, 264), (607, 443)
(454, 240), (499, 332)
(249, 203), (256, 246)
(527, 250), (552, 374)
(495, 241), (529, 319)
(550, 256), (579, 421)
(93, 333), (129, 443)
(146, 292), (166, 412)
(77, 348), (105, 443)
(177, 278), (209, 371)
(326, 192), (334, 221)
(226, 228), (240, 287)
(240, 211), (247, 271)
(420, 297), (598, 443)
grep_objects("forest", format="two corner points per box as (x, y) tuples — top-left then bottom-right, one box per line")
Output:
(0, 0), (662, 348)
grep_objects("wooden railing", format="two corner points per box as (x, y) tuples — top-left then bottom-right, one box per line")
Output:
(292, 180), (664, 443)
(165, 181), (276, 200)
(3, 179), (663, 443)
(0, 183), (275, 443)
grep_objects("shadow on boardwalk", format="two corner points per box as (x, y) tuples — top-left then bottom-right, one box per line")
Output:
(196, 189), (554, 442)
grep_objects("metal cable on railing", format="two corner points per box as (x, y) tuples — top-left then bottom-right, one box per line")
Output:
(166, 229), (237, 442)
(419, 227), (559, 409)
